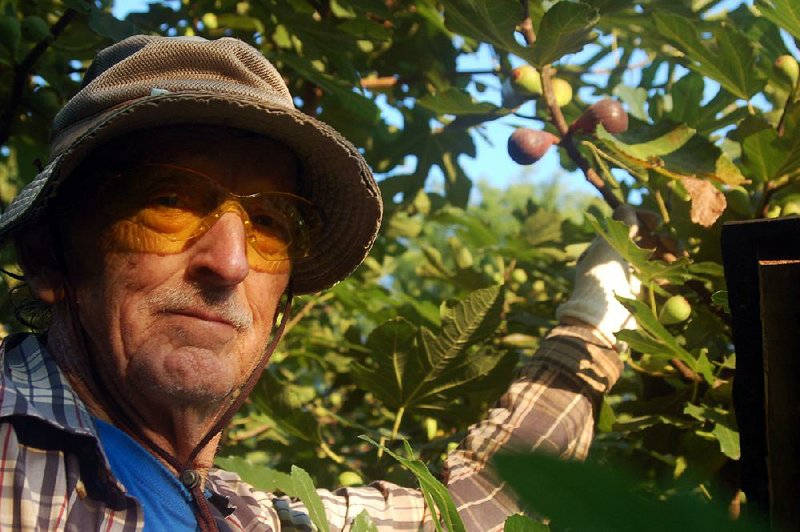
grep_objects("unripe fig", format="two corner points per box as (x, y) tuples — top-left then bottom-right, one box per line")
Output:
(571, 98), (629, 135)
(0, 16), (21, 54)
(29, 87), (60, 116)
(658, 295), (691, 325)
(775, 54), (799, 86)
(725, 186), (750, 216)
(510, 65), (542, 96)
(507, 128), (559, 165)
(552, 78), (573, 107)
(781, 201), (800, 216)
(511, 268), (528, 284)
(338, 471), (362, 487)
(20, 16), (49, 42)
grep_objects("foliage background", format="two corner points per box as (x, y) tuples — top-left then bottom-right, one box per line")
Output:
(2, 0), (799, 528)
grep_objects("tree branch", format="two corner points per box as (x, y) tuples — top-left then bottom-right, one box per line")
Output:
(540, 65), (621, 209)
(518, 0), (536, 45)
(0, 8), (78, 148)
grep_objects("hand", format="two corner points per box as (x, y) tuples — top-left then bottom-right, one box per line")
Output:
(556, 205), (642, 345)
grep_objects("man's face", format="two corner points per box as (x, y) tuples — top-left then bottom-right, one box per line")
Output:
(62, 127), (299, 417)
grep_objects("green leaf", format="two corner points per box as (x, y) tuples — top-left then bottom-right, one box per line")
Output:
(504, 513), (550, 531)
(291, 465), (331, 532)
(493, 452), (759, 531)
(712, 420), (741, 460)
(417, 88), (500, 115)
(352, 286), (505, 412)
(653, 12), (764, 100)
(360, 437), (466, 532)
(350, 510), (379, 532)
(351, 318), (420, 409)
(596, 122), (746, 185)
(613, 85), (648, 122)
(711, 290), (730, 313)
(419, 285), (503, 372)
(440, 0), (529, 60)
(528, 2), (599, 66)
(213, 457), (298, 497)
(431, 207), (499, 248)
(597, 121), (695, 160)
(617, 296), (714, 384)
(88, 9), (137, 41)
(755, 0), (800, 41)
(522, 210), (563, 247)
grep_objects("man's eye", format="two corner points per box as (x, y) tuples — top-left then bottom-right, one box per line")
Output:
(252, 212), (290, 236)
(151, 193), (183, 208)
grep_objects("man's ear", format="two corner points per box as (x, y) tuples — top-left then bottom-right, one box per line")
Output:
(15, 224), (65, 304)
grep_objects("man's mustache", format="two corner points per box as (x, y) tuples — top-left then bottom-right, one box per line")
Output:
(146, 287), (253, 330)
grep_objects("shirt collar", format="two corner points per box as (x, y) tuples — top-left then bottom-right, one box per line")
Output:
(0, 333), (96, 437)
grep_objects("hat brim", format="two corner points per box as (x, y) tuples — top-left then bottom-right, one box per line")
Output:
(1, 91), (383, 294)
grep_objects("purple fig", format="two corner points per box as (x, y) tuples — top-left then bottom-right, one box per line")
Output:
(508, 128), (559, 165)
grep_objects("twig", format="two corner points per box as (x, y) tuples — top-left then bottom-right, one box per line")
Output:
(283, 292), (333, 335)
(670, 358), (702, 382)
(0, 8), (78, 148)
(518, 0), (536, 46)
(540, 65), (621, 209)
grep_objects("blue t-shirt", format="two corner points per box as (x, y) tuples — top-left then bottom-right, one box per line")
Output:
(93, 418), (199, 531)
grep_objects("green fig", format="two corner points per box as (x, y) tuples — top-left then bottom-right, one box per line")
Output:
(338, 471), (362, 487)
(0, 16), (21, 55)
(775, 54), (799, 87)
(658, 295), (691, 325)
(552, 78), (573, 107)
(510, 65), (542, 96)
(725, 186), (750, 216)
(781, 201), (800, 216)
(20, 16), (49, 43)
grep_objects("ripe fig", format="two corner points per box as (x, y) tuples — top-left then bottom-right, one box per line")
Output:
(510, 65), (542, 96)
(552, 78), (573, 107)
(658, 295), (691, 325)
(507, 128), (559, 165)
(775, 54), (799, 86)
(571, 98), (629, 135)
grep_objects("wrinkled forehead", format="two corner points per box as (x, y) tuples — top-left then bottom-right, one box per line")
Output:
(76, 125), (301, 195)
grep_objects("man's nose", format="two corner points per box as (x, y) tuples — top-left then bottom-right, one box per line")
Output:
(186, 212), (251, 286)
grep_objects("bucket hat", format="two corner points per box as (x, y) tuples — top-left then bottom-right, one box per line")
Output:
(0, 35), (382, 294)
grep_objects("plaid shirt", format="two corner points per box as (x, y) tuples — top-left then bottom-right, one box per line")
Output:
(0, 323), (620, 531)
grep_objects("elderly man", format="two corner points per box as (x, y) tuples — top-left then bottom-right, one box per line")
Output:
(0, 36), (635, 530)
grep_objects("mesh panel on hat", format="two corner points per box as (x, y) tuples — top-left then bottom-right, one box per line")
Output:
(53, 37), (293, 141)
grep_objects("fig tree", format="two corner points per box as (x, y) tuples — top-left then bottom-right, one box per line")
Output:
(571, 98), (629, 134)
(510, 65), (542, 96)
(658, 295), (691, 325)
(507, 128), (559, 165)
(775, 54), (799, 86)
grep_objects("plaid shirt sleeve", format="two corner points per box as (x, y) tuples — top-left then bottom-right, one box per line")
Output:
(212, 321), (621, 531)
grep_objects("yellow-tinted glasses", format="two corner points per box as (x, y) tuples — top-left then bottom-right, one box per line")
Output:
(92, 163), (323, 273)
